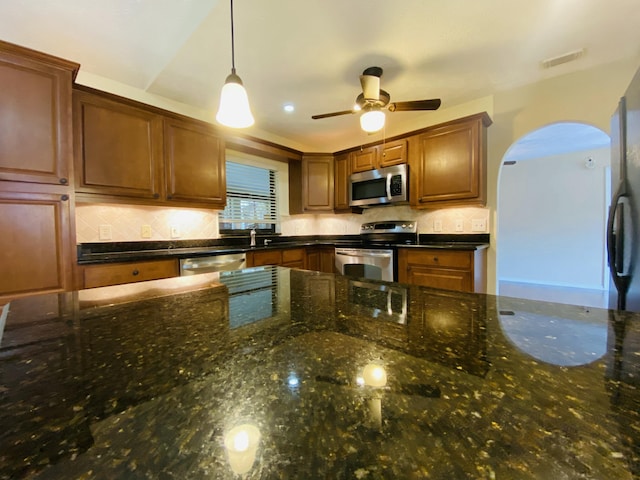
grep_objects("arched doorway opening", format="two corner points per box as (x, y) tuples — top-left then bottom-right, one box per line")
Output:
(497, 122), (611, 307)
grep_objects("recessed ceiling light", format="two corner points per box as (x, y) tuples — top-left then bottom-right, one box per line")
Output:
(283, 103), (294, 113)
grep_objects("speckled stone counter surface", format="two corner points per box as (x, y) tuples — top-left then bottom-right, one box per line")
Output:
(1, 267), (638, 479)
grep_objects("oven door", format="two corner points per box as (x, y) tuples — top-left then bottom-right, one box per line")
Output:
(335, 248), (394, 282)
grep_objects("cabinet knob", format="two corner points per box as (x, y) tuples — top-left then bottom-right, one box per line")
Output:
(153, 193), (160, 199)
(433, 257), (439, 262)
(59, 178), (68, 185)
(60, 194), (69, 201)
(132, 269), (140, 276)
(167, 194), (173, 200)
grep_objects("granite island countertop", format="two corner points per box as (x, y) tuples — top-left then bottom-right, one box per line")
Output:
(0, 267), (638, 479)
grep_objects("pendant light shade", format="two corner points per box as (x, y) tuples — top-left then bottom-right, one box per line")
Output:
(360, 108), (385, 133)
(216, 0), (254, 128)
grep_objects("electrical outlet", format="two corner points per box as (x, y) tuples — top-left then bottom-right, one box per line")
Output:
(98, 224), (112, 240)
(454, 219), (464, 232)
(471, 219), (486, 232)
(433, 219), (443, 232)
(170, 225), (181, 238)
(141, 225), (152, 238)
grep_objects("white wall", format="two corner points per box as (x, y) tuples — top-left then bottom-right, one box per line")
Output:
(486, 55), (640, 293)
(498, 147), (610, 289)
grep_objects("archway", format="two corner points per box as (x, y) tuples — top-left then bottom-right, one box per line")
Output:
(497, 122), (611, 307)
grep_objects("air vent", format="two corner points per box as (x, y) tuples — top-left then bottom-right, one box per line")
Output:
(541, 48), (586, 69)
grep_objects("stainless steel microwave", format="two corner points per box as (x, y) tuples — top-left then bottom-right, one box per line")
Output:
(349, 164), (408, 207)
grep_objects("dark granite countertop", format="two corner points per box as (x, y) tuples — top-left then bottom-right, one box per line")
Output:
(77, 234), (490, 264)
(2, 267), (637, 479)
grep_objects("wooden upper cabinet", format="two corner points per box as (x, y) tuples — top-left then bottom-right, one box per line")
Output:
(0, 40), (78, 186)
(410, 112), (491, 208)
(74, 90), (163, 200)
(304, 154), (334, 211)
(163, 117), (225, 206)
(379, 139), (407, 168)
(351, 146), (378, 173)
(350, 139), (407, 173)
(334, 152), (350, 211)
(73, 87), (227, 207)
(290, 154), (334, 213)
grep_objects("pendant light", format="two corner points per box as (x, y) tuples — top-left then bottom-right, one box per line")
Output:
(216, 0), (254, 128)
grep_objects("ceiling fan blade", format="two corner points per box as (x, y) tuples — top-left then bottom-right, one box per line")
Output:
(360, 74), (380, 100)
(388, 99), (441, 112)
(311, 109), (354, 120)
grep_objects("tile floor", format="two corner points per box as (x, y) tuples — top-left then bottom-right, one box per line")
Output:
(498, 281), (610, 309)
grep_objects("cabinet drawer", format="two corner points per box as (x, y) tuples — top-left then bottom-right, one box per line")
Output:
(404, 249), (472, 269)
(252, 250), (282, 267)
(282, 248), (304, 263)
(83, 259), (179, 289)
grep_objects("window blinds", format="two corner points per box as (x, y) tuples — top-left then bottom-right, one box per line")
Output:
(220, 161), (278, 229)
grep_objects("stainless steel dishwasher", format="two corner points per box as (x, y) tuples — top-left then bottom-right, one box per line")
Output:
(179, 253), (246, 276)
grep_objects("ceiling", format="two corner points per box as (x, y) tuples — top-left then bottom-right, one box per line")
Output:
(1, 0), (639, 152)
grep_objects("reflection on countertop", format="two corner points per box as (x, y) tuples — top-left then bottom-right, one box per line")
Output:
(0, 267), (638, 479)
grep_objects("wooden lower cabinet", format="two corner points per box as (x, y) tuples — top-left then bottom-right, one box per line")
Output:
(0, 186), (74, 300)
(306, 246), (335, 273)
(397, 247), (487, 293)
(248, 248), (306, 269)
(81, 259), (179, 289)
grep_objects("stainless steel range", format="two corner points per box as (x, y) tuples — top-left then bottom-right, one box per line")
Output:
(335, 221), (417, 281)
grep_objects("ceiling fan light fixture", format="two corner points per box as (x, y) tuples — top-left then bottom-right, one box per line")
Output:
(360, 108), (385, 133)
(216, 70), (254, 128)
(216, 0), (254, 129)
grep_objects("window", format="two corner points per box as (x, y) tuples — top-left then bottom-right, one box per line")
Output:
(219, 161), (279, 234)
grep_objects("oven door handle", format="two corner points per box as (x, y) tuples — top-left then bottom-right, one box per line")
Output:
(386, 173), (392, 201)
(335, 250), (393, 258)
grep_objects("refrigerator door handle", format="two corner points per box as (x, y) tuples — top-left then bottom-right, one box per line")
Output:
(607, 187), (631, 298)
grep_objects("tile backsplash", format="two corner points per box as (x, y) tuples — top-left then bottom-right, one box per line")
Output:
(76, 204), (489, 243)
(76, 204), (219, 243)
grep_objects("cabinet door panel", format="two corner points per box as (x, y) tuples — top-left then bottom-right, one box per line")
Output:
(411, 113), (490, 208)
(351, 147), (378, 173)
(418, 123), (478, 200)
(0, 190), (72, 299)
(334, 153), (350, 210)
(0, 51), (74, 185)
(74, 91), (163, 199)
(406, 266), (471, 292)
(164, 118), (225, 206)
(252, 250), (282, 267)
(379, 139), (407, 167)
(303, 155), (334, 211)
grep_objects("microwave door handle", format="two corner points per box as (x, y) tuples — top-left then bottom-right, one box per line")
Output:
(386, 174), (392, 200)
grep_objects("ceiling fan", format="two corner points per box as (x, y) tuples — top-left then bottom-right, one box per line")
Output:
(311, 66), (441, 133)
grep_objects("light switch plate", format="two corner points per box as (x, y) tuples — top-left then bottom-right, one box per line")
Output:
(99, 224), (112, 240)
(454, 219), (464, 232)
(141, 225), (152, 238)
(170, 225), (181, 238)
(433, 219), (443, 232)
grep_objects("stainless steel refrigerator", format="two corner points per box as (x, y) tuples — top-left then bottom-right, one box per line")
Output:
(608, 65), (640, 312)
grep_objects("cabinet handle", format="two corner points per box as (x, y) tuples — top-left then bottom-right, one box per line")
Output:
(153, 193), (160, 199)
(59, 178), (68, 185)
(132, 269), (140, 276)
(167, 194), (173, 199)
(60, 194), (69, 201)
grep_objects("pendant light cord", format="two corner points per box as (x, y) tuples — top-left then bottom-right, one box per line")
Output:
(230, 0), (236, 74)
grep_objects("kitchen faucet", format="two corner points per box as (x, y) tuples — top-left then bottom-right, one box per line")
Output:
(264, 239), (271, 246)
